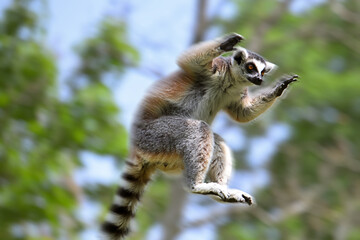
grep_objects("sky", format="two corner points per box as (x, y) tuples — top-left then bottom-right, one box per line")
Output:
(0, 0), (322, 239)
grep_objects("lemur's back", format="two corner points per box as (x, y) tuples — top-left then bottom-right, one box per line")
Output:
(134, 70), (195, 121)
(133, 68), (220, 124)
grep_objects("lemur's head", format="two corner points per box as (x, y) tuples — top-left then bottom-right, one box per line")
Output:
(231, 48), (276, 85)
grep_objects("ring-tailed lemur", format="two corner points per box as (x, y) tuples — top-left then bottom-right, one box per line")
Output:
(102, 33), (298, 239)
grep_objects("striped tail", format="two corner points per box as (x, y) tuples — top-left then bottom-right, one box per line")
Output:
(101, 160), (153, 239)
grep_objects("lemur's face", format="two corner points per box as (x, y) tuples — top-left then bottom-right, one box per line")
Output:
(231, 48), (276, 85)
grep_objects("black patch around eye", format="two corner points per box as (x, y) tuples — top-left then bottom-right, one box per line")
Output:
(246, 63), (257, 73)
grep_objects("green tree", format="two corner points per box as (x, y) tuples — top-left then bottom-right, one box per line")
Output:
(0, 0), (137, 239)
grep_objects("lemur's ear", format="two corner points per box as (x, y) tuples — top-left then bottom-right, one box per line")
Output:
(264, 61), (277, 73)
(232, 48), (248, 65)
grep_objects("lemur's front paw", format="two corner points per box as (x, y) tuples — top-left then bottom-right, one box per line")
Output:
(274, 74), (299, 97)
(225, 189), (254, 205)
(219, 33), (244, 51)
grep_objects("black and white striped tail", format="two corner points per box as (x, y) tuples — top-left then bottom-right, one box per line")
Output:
(101, 161), (151, 239)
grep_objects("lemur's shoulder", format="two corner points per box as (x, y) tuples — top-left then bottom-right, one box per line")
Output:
(136, 70), (196, 120)
(211, 56), (231, 74)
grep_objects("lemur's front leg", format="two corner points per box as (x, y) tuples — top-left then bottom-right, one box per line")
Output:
(177, 33), (244, 75)
(225, 75), (298, 123)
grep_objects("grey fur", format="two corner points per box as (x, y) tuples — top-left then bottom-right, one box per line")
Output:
(102, 33), (298, 239)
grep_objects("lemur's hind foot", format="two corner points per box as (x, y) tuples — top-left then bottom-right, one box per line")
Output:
(223, 189), (253, 205)
(191, 183), (254, 205)
(211, 188), (254, 205)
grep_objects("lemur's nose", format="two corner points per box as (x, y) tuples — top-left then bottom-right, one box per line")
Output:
(251, 77), (263, 85)
(255, 76), (262, 81)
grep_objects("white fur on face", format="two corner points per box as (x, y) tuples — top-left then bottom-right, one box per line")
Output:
(265, 61), (277, 73)
(251, 59), (266, 74)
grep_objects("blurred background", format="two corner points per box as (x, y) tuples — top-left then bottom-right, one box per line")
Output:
(0, 0), (359, 239)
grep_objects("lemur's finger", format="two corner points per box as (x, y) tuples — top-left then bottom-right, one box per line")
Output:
(290, 74), (299, 82)
(242, 194), (253, 206)
(283, 79), (296, 86)
(282, 74), (299, 85)
(289, 74), (299, 82)
(227, 33), (245, 42)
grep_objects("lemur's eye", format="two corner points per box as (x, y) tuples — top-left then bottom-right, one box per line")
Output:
(246, 63), (256, 73)
(261, 71), (265, 76)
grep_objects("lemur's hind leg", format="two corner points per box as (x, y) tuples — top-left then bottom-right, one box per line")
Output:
(181, 120), (229, 200)
(133, 116), (229, 200)
(208, 134), (233, 185)
(208, 134), (253, 205)
(181, 122), (252, 204)
(133, 116), (252, 204)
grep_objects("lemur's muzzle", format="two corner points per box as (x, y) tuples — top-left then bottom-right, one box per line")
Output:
(248, 77), (262, 85)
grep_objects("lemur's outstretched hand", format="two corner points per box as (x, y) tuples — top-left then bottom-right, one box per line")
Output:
(219, 33), (244, 51)
(273, 74), (299, 97)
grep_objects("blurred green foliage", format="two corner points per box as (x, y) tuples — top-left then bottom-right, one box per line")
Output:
(0, 0), (136, 239)
(1, 0), (360, 239)
(75, 18), (139, 84)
